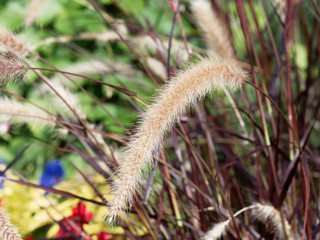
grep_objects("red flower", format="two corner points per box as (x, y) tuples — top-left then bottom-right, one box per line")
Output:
(97, 232), (110, 240)
(57, 218), (92, 240)
(56, 202), (93, 240)
(72, 202), (93, 224)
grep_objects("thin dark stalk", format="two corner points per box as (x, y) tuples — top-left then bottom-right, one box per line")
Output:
(167, 0), (179, 80)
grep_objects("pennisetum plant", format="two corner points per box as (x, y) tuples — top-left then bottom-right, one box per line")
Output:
(0, 0), (318, 238)
(0, 52), (28, 85)
(0, 29), (29, 58)
(106, 57), (247, 222)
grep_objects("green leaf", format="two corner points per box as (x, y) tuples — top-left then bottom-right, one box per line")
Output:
(117, 0), (145, 17)
(37, 0), (63, 25)
(0, 1), (25, 30)
(294, 44), (308, 70)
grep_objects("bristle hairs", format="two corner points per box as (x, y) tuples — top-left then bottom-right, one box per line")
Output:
(191, 0), (234, 59)
(203, 204), (257, 240)
(0, 206), (23, 240)
(40, 78), (86, 121)
(203, 220), (230, 240)
(0, 28), (29, 57)
(0, 53), (27, 85)
(0, 28), (29, 85)
(106, 57), (246, 223)
(203, 202), (297, 240)
(0, 97), (55, 128)
(251, 202), (296, 240)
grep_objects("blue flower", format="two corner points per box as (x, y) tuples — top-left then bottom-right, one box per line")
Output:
(0, 157), (7, 189)
(0, 174), (5, 189)
(40, 159), (65, 190)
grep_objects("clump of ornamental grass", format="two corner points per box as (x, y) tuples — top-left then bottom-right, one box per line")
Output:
(0, 205), (22, 240)
(0, 1), (317, 238)
(106, 57), (247, 223)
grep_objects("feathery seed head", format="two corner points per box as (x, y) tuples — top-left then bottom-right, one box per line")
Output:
(146, 57), (167, 82)
(0, 97), (55, 128)
(272, 0), (286, 23)
(203, 220), (230, 240)
(106, 57), (246, 223)
(251, 202), (295, 240)
(203, 203), (296, 239)
(0, 28), (29, 57)
(62, 60), (136, 77)
(191, 0), (234, 58)
(40, 78), (86, 121)
(131, 35), (191, 63)
(0, 206), (22, 240)
(0, 52), (28, 85)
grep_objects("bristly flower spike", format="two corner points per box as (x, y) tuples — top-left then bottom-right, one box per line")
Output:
(0, 28), (29, 57)
(191, 0), (234, 59)
(0, 52), (28, 85)
(106, 57), (247, 223)
(0, 205), (23, 240)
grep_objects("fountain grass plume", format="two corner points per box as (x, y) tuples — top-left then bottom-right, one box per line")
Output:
(203, 220), (231, 240)
(106, 57), (246, 223)
(0, 97), (55, 128)
(40, 78), (86, 121)
(251, 202), (296, 240)
(203, 202), (296, 240)
(191, 0), (234, 58)
(0, 28), (29, 57)
(0, 52), (27, 85)
(0, 206), (22, 240)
